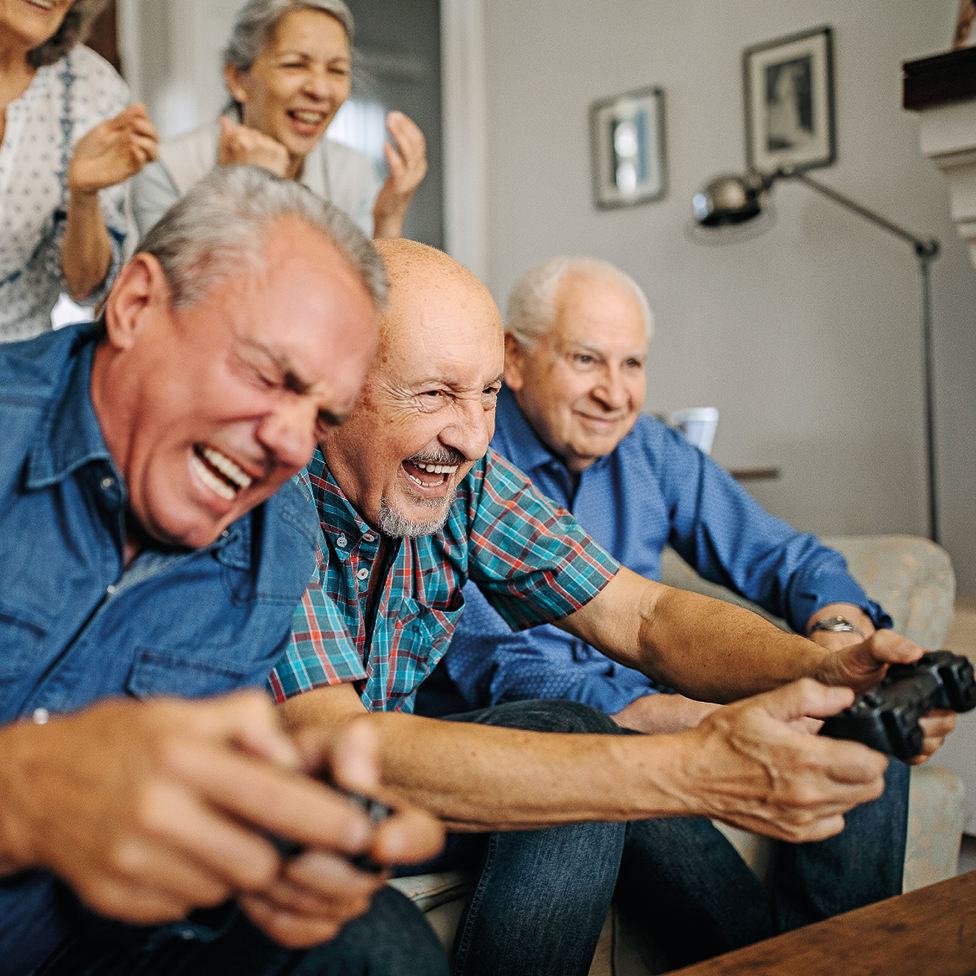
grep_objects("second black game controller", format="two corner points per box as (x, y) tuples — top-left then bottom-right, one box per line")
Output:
(819, 650), (976, 760)
(268, 793), (392, 872)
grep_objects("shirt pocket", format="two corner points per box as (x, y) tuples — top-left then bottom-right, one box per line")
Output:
(0, 599), (51, 685)
(125, 646), (250, 700)
(381, 592), (466, 708)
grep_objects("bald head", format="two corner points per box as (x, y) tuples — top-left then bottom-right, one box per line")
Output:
(371, 238), (503, 351)
(321, 240), (505, 537)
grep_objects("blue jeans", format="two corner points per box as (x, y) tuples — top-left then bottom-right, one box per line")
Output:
(416, 699), (909, 975)
(30, 886), (449, 976)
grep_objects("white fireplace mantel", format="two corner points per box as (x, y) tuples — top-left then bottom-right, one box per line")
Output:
(904, 48), (976, 269)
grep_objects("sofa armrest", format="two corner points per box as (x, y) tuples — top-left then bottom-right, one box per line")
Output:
(821, 535), (956, 648)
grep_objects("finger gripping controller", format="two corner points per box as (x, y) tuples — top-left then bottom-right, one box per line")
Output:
(268, 793), (392, 872)
(819, 651), (976, 760)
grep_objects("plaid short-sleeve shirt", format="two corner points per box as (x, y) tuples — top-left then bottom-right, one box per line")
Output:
(270, 447), (619, 713)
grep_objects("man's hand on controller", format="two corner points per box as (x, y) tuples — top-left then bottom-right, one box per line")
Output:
(811, 629), (956, 761)
(0, 693), (361, 922)
(240, 718), (445, 948)
(669, 679), (888, 843)
(0, 692), (444, 949)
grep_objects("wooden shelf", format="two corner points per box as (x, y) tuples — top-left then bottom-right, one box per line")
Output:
(903, 46), (976, 111)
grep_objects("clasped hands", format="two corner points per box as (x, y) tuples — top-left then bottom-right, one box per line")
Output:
(216, 109), (427, 238)
(0, 691), (443, 949)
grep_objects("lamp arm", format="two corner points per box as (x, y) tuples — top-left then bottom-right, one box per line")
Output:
(772, 167), (940, 259)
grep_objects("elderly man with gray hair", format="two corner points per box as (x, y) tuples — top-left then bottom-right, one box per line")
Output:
(0, 165), (444, 976)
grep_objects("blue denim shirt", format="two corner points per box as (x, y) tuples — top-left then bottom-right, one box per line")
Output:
(0, 325), (321, 974)
(419, 385), (890, 717)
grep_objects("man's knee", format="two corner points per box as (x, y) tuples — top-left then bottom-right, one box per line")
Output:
(456, 698), (622, 735)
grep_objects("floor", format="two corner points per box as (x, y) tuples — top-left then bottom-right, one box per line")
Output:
(944, 592), (976, 876)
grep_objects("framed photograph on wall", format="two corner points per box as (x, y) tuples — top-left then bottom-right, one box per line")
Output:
(743, 26), (835, 174)
(590, 86), (666, 209)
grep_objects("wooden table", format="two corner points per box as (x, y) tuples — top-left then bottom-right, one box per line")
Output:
(670, 870), (976, 975)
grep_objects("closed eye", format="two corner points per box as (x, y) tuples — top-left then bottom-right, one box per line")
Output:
(317, 408), (343, 430)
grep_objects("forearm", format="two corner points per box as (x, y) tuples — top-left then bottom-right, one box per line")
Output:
(371, 208), (405, 240)
(564, 568), (831, 704)
(61, 191), (114, 301)
(279, 686), (702, 831)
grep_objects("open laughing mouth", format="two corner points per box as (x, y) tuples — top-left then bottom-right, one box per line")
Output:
(402, 455), (462, 493)
(290, 110), (328, 131)
(191, 445), (254, 501)
(25, 0), (57, 10)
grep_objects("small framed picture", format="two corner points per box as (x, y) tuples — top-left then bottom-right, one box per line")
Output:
(743, 26), (835, 174)
(590, 86), (666, 210)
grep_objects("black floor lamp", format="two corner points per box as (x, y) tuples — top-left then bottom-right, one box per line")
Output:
(691, 166), (942, 544)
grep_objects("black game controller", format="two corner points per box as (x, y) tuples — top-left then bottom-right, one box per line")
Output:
(268, 793), (392, 872)
(819, 650), (976, 760)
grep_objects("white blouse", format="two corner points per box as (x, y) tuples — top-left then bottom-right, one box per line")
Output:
(0, 46), (129, 341)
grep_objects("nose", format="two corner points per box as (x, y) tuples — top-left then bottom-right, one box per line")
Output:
(255, 398), (318, 473)
(302, 66), (333, 101)
(592, 366), (628, 411)
(441, 397), (494, 462)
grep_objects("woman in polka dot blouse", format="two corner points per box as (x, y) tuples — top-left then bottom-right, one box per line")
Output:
(0, 0), (159, 341)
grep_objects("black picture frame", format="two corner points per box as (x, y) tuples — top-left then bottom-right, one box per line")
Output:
(743, 26), (836, 174)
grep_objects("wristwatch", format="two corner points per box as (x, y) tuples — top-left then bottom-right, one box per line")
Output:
(808, 615), (865, 639)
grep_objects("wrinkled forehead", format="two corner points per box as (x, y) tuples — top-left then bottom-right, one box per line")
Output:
(376, 246), (504, 377)
(551, 273), (650, 351)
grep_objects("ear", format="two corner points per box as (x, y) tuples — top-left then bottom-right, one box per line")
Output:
(223, 63), (249, 105)
(503, 332), (526, 391)
(102, 254), (171, 352)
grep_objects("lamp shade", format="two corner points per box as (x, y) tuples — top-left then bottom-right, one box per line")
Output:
(691, 174), (763, 226)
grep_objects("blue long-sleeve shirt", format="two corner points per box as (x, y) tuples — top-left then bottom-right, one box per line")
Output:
(417, 385), (890, 717)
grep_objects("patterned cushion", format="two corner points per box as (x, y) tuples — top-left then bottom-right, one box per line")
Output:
(822, 535), (956, 649)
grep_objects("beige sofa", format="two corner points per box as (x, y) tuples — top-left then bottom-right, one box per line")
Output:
(390, 535), (965, 975)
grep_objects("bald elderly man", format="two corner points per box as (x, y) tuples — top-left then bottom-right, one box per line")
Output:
(272, 240), (940, 975)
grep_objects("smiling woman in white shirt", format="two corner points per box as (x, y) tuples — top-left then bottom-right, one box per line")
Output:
(0, 0), (159, 341)
(131, 0), (428, 242)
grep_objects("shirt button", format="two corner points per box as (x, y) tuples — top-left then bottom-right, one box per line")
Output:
(363, 533), (376, 543)
(178, 927), (196, 940)
(337, 535), (348, 548)
(356, 568), (369, 581)
(106, 584), (117, 595)
(33, 708), (50, 725)
(100, 477), (114, 490)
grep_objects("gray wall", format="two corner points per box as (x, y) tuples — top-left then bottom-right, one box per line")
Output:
(482, 0), (976, 592)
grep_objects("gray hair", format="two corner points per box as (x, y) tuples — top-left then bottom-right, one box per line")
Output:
(224, 0), (353, 71)
(506, 256), (654, 351)
(222, 0), (354, 118)
(136, 164), (386, 313)
(29, 0), (111, 68)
